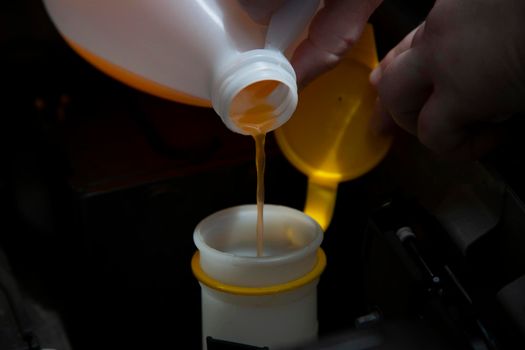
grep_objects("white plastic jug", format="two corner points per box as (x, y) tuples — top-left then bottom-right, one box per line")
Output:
(42, 0), (320, 134)
(192, 204), (326, 349)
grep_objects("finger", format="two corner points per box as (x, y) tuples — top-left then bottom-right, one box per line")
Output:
(370, 21), (426, 86)
(418, 90), (508, 157)
(292, 0), (383, 86)
(238, 0), (287, 24)
(371, 98), (398, 136)
(417, 92), (468, 153)
(441, 126), (505, 160)
(377, 48), (432, 135)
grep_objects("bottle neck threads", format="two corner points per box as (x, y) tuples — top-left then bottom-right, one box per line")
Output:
(212, 49), (298, 135)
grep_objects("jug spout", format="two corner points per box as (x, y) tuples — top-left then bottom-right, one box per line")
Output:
(211, 49), (298, 135)
(304, 179), (338, 231)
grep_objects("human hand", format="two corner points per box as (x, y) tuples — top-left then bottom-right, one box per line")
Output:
(370, 0), (525, 159)
(239, 0), (383, 87)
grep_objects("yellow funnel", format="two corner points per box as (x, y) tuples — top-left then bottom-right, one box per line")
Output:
(275, 24), (392, 230)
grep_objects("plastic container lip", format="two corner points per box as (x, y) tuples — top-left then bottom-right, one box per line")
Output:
(193, 204), (323, 266)
(191, 248), (326, 296)
(211, 49), (298, 135)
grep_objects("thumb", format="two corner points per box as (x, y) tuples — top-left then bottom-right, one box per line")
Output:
(292, 0), (383, 87)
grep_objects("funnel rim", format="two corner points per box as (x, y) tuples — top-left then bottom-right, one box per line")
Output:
(193, 204), (323, 266)
(192, 248), (326, 295)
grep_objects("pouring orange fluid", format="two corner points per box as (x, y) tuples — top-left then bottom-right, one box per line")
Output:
(230, 81), (281, 257)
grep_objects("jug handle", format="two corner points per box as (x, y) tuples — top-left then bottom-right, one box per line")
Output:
(265, 0), (321, 52)
(304, 178), (338, 231)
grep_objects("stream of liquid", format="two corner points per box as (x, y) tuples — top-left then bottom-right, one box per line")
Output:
(230, 81), (279, 256)
(254, 132), (266, 257)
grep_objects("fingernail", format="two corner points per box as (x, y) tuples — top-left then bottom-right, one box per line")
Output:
(369, 66), (382, 87)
